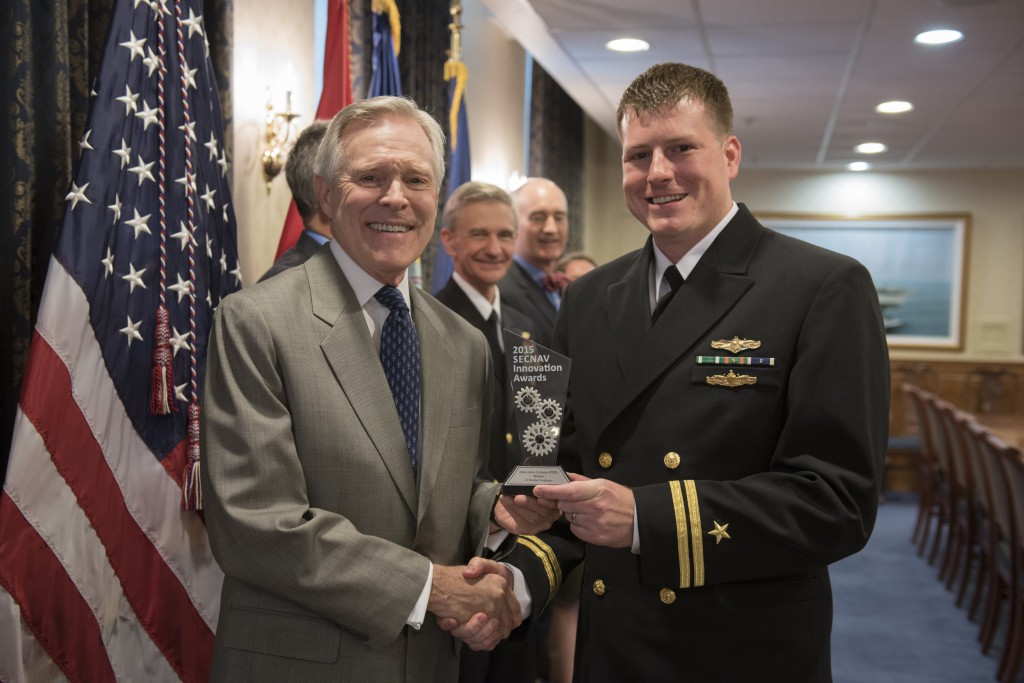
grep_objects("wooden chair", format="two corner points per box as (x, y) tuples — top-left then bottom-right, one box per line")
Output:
(971, 425), (1015, 660)
(921, 394), (957, 566)
(903, 384), (943, 553)
(961, 419), (994, 621)
(994, 435), (1024, 682)
(969, 368), (1020, 415)
(937, 405), (983, 606)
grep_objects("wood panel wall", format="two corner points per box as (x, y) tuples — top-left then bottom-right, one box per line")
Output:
(885, 359), (1024, 493)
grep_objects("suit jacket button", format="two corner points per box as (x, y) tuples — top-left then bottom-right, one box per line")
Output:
(592, 579), (606, 597)
(663, 452), (680, 469)
(506, 432), (513, 444)
(598, 452), (613, 469)
(659, 588), (676, 604)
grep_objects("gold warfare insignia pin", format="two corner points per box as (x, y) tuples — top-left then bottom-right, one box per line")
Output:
(706, 370), (757, 388)
(711, 336), (761, 354)
(708, 521), (731, 544)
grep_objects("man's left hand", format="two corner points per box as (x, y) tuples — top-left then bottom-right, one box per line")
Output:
(491, 494), (561, 536)
(533, 473), (635, 548)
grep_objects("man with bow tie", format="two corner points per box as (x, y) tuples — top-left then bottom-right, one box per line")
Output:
(498, 178), (570, 348)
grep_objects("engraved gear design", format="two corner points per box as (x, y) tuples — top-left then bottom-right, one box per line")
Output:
(536, 399), (562, 425)
(523, 422), (558, 458)
(514, 386), (543, 414)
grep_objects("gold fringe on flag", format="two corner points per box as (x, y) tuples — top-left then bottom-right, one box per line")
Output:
(444, 59), (468, 150)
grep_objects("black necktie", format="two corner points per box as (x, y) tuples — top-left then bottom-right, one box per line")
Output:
(375, 286), (421, 474)
(484, 311), (505, 383)
(652, 266), (684, 324)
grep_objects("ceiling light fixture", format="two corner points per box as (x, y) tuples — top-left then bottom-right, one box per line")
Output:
(855, 142), (888, 155)
(914, 29), (964, 45)
(605, 38), (650, 53)
(847, 161), (872, 172)
(876, 100), (914, 114)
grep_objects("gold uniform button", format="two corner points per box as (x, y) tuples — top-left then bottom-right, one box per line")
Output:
(663, 452), (680, 469)
(659, 588), (676, 604)
(592, 580), (606, 597)
(598, 452), (613, 469)
(506, 432), (513, 444)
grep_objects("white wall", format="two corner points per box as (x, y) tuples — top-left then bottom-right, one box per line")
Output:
(461, 1), (528, 190)
(232, 0), (316, 285)
(582, 125), (1024, 360)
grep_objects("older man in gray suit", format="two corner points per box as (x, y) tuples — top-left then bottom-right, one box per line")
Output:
(201, 96), (556, 682)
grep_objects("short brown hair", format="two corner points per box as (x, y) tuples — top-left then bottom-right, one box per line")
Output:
(616, 62), (733, 139)
(286, 121), (329, 223)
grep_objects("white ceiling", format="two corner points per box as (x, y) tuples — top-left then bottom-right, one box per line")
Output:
(482, 0), (1024, 170)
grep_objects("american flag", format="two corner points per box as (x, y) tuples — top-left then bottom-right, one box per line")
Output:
(0, 0), (236, 680)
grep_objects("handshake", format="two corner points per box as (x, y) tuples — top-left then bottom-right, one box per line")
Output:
(428, 558), (522, 651)
(426, 493), (560, 651)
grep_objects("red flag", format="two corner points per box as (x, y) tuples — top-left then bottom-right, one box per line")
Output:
(274, 0), (352, 258)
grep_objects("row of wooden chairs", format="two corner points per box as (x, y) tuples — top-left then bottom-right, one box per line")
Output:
(904, 383), (1024, 682)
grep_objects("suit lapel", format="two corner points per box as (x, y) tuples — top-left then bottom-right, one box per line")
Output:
(604, 209), (762, 423)
(514, 263), (556, 328)
(410, 288), (456, 522)
(307, 251), (418, 516)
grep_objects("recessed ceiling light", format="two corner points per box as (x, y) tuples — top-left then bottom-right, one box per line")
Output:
(855, 142), (888, 154)
(605, 38), (650, 53)
(848, 161), (872, 172)
(876, 100), (914, 114)
(914, 29), (964, 45)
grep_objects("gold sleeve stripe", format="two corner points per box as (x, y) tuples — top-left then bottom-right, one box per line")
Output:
(516, 536), (562, 601)
(669, 480), (691, 588)
(684, 479), (705, 587)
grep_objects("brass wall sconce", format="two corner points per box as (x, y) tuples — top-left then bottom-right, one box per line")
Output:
(261, 91), (299, 192)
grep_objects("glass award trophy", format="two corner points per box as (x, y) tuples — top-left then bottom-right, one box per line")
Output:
(501, 330), (571, 496)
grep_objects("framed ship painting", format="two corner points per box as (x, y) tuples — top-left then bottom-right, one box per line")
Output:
(757, 213), (969, 350)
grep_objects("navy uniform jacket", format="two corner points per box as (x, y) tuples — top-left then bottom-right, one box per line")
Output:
(509, 205), (890, 682)
(498, 262), (556, 348)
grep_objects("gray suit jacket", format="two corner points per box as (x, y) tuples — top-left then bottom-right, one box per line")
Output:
(201, 248), (499, 682)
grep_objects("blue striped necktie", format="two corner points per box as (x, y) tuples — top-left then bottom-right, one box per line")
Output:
(375, 285), (421, 474)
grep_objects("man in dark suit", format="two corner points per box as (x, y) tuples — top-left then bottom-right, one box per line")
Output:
(436, 181), (535, 485)
(435, 181), (539, 683)
(502, 62), (890, 682)
(497, 178), (569, 347)
(201, 96), (557, 683)
(259, 120), (331, 282)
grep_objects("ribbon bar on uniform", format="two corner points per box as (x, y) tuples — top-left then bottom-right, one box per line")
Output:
(696, 356), (775, 366)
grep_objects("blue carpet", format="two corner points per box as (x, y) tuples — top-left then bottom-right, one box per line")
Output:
(831, 496), (1006, 682)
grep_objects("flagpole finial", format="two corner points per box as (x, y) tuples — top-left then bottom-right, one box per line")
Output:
(448, 2), (463, 62)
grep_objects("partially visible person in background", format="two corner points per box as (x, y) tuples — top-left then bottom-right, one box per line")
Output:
(498, 178), (569, 347)
(556, 252), (597, 282)
(259, 120), (331, 282)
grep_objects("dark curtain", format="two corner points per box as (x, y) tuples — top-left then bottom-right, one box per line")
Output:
(529, 60), (585, 253)
(0, 0), (233, 480)
(397, 0), (451, 288)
